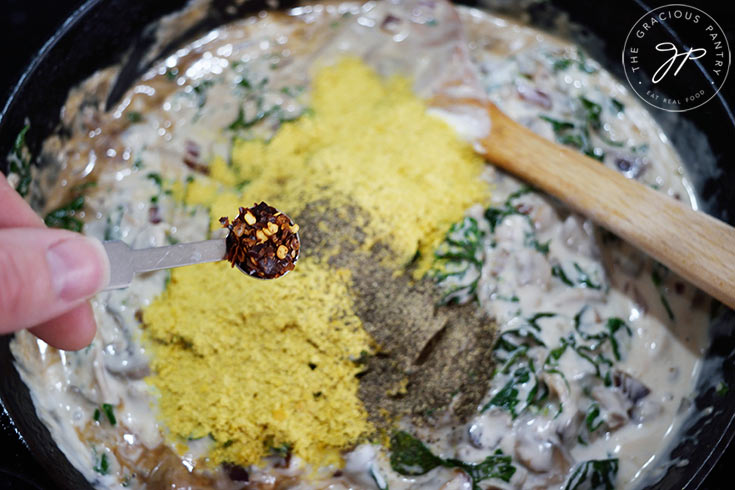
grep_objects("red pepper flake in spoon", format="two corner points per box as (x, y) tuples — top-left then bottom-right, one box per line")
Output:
(219, 202), (300, 279)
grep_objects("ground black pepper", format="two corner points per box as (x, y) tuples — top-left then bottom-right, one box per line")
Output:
(295, 201), (497, 429)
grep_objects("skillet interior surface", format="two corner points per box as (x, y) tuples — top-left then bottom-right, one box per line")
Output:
(0, 1), (734, 488)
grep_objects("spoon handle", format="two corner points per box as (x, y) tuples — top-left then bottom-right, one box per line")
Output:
(102, 239), (226, 290)
(479, 102), (735, 309)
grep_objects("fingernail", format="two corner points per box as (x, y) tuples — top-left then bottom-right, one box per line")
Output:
(46, 237), (110, 302)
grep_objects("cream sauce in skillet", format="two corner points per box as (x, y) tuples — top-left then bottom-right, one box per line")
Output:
(8, 2), (710, 489)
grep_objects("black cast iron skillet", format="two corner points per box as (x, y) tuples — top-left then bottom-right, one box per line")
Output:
(0, 0), (733, 488)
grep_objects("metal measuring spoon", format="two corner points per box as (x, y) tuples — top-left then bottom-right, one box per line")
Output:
(102, 204), (300, 290)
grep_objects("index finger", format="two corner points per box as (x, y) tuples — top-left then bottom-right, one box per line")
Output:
(0, 172), (44, 228)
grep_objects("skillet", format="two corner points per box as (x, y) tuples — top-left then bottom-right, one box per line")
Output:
(0, 1), (734, 488)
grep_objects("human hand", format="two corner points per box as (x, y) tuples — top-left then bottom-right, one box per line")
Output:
(0, 173), (109, 350)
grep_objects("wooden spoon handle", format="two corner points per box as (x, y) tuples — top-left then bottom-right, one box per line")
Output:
(480, 102), (735, 309)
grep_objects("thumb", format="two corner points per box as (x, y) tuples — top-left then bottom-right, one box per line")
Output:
(0, 228), (109, 333)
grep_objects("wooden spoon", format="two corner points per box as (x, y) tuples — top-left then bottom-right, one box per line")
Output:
(469, 100), (735, 309)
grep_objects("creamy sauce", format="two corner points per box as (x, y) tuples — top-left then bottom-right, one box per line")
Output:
(8, 2), (710, 489)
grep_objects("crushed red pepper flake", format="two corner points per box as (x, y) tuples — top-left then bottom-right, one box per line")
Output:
(219, 202), (300, 279)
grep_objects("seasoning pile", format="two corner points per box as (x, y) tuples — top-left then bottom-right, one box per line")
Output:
(142, 58), (492, 469)
(220, 202), (300, 279)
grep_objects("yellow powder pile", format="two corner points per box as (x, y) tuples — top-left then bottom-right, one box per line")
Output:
(143, 58), (490, 469)
(188, 57), (489, 271)
(144, 259), (373, 467)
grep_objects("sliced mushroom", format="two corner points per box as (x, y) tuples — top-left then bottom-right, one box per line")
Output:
(591, 385), (631, 431)
(613, 370), (651, 404)
(439, 470), (473, 490)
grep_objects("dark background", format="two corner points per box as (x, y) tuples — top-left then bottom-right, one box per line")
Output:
(0, 0), (734, 489)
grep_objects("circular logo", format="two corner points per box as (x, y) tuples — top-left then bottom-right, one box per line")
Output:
(622, 4), (730, 112)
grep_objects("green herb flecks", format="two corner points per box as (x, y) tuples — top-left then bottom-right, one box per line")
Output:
(147, 172), (163, 188)
(484, 186), (534, 232)
(280, 85), (306, 97)
(552, 58), (573, 71)
(610, 98), (625, 114)
(585, 402), (604, 433)
(126, 111), (143, 123)
(482, 363), (540, 418)
(576, 49), (598, 74)
(572, 308), (632, 383)
(651, 262), (675, 321)
(369, 464), (389, 490)
(165, 67), (179, 81)
(563, 458), (618, 490)
(229, 103), (278, 131)
(579, 96), (624, 147)
(101, 403), (116, 426)
(44, 196), (85, 232)
(93, 452), (109, 475)
(432, 216), (485, 305)
(268, 442), (292, 458)
(192, 79), (214, 108)
(551, 49), (597, 74)
(539, 115), (604, 162)
(8, 124), (32, 197)
(551, 262), (602, 290)
(104, 205), (125, 241)
(389, 432), (515, 489)
(579, 97), (602, 130)
(716, 381), (729, 396)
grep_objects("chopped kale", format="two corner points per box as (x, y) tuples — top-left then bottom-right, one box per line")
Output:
(483, 186), (534, 232)
(435, 217), (483, 265)
(551, 262), (601, 289)
(389, 432), (515, 488)
(432, 216), (485, 305)
(238, 77), (252, 89)
(126, 111), (143, 123)
(551, 49), (597, 74)
(280, 85), (305, 97)
(444, 450), (516, 487)
(482, 364), (536, 418)
(552, 58), (573, 71)
(527, 312), (556, 330)
(389, 431), (442, 476)
(525, 231), (550, 254)
(104, 205), (125, 241)
(9, 124), (32, 197)
(228, 104), (279, 131)
(93, 452), (109, 475)
(716, 381), (729, 396)
(579, 97), (602, 130)
(563, 458), (618, 490)
(552, 264), (574, 286)
(192, 79), (214, 108)
(101, 403), (116, 426)
(576, 49), (598, 74)
(651, 263), (675, 321)
(369, 464), (389, 490)
(605, 318), (632, 361)
(539, 116), (604, 162)
(574, 263), (602, 289)
(93, 408), (101, 422)
(269, 442), (292, 458)
(44, 196), (85, 232)
(585, 402), (604, 433)
(165, 67), (179, 80)
(610, 98), (625, 114)
(147, 172), (163, 188)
